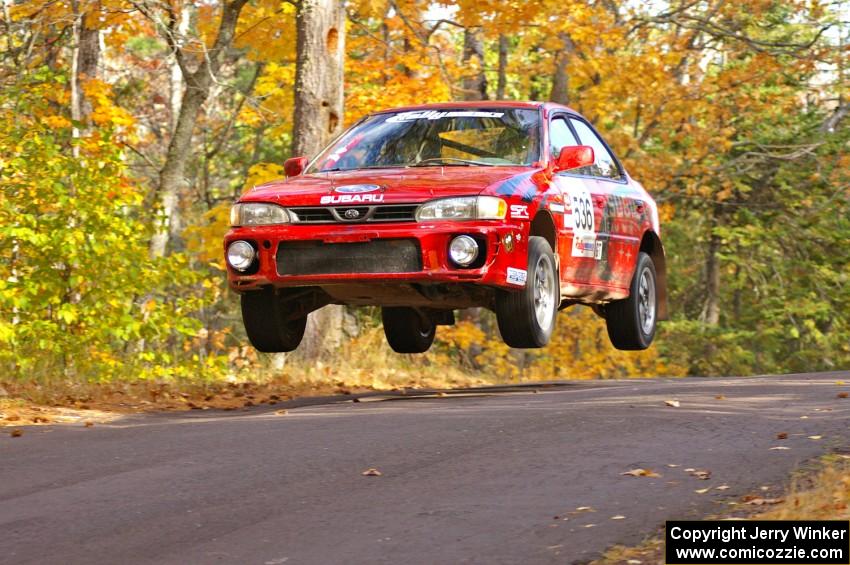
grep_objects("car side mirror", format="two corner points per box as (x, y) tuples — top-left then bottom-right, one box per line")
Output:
(284, 156), (308, 177)
(554, 145), (595, 172)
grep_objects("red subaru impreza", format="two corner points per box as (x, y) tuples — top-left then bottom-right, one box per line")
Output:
(225, 102), (667, 353)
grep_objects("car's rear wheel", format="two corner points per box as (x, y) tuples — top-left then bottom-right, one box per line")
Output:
(496, 236), (559, 348)
(604, 251), (657, 350)
(241, 288), (307, 353)
(382, 307), (436, 354)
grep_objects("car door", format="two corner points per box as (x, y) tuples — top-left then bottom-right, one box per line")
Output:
(548, 113), (606, 294)
(568, 117), (640, 292)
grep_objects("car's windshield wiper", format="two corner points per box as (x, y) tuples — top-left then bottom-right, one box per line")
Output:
(321, 165), (407, 172)
(410, 157), (497, 167)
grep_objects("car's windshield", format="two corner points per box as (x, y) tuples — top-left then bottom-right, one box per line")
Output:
(307, 108), (541, 173)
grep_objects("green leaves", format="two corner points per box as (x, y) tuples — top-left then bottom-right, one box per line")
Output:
(0, 72), (223, 384)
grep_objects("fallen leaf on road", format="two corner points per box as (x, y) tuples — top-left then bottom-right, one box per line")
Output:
(10, 429), (22, 437)
(274, 409), (288, 416)
(715, 395), (726, 400)
(743, 497), (784, 506)
(770, 446), (791, 450)
(574, 506), (595, 513)
(583, 524), (596, 528)
(84, 421), (94, 428)
(667, 464), (680, 468)
(627, 560), (642, 565)
(621, 468), (661, 478)
(837, 392), (848, 399)
(686, 469), (711, 480)
(684, 468), (695, 472)
(836, 381), (845, 385)
(610, 515), (626, 520)
(715, 485), (730, 491)
(694, 488), (710, 494)
(800, 416), (809, 419)
(760, 486), (771, 491)
(776, 432), (788, 440)
(807, 435), (822, 440)
(361, 468), (382, 476)
(664, 400), (680, 408)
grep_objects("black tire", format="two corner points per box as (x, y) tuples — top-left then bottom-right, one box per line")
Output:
(382, 307), (436, 354)
(241, 288), (307, 353)
(605, 251), (657, 350)
(495, 236), (559, 348)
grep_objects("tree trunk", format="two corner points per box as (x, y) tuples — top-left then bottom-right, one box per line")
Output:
(150, 0), (249, 258)
(292, 0), (347, 360)
(701, 231), (721, 326)
(292, 0), (345, 157)
(496, 34), (508, 100)
(168, 6), (191, 133)
(462, 28), (488, 101)
(150, 85), (208, 257)
(549, 33), (574, 105)
(76, 14), (99, 121)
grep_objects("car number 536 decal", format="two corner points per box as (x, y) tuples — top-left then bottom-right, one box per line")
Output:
(569, 187), (595, 235)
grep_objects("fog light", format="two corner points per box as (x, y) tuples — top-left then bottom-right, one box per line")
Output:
(227, 240), (256, 272)
(449, 235), (479, 266)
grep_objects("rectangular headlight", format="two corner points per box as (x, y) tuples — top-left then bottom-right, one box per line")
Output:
(416, 196), (507, 221)
(230, 203), (291, 226)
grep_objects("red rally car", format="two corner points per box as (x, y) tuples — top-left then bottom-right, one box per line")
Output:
(225, 101), (668, 354)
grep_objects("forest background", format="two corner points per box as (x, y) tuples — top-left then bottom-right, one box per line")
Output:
(2, 0), (850, 399)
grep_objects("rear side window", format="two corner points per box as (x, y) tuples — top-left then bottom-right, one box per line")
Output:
(569, 119), (622, 180)
(549, 116), (579, 160)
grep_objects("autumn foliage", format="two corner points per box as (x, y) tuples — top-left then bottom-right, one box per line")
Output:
(1, 0), (848, 391)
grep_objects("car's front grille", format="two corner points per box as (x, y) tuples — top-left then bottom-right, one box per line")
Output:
(288, 204), (418, 224)
(289, 208), (334, 222)
(277, 239), (422, 275)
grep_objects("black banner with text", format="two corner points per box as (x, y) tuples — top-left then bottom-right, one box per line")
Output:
(666, 520), (849, 564)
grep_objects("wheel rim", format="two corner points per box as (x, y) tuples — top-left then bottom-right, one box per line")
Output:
(638, 267), (656, 335)
(533, 255), (556, 330)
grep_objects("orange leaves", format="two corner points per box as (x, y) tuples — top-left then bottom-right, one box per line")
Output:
(235, 0), (297, 61)
(83, 79), (135, 130)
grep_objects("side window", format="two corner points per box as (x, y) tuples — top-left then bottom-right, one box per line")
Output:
(569, 119), (622, 180)
(549, 116), (579, 161)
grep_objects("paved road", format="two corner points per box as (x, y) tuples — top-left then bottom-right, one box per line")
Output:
(2, 373), (849, 565)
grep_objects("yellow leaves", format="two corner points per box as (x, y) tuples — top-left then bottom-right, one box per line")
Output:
(83, 79), (135, 130)
(245, 162), (286, 189)
(437, 321), (486, 351)
(185, 204), (231, 269)
(236, 0), (296, 61)
(42, 115), (72, 129)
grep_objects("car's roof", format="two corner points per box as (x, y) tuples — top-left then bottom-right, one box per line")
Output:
(371, 101), (579, 115)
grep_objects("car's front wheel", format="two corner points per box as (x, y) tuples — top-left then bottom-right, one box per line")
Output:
(495, 236), (559, 348)
(241, 288), (307, 353)
(604, 251), (657, 350)
(382, 307), (436, 353)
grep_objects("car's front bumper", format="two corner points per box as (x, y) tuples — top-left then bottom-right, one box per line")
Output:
(224, 220), (530, 292)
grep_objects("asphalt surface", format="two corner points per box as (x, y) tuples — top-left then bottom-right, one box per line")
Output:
(2, 372), (849, 565)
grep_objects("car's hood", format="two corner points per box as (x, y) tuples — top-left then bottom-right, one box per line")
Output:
(240, 166), (538, 206)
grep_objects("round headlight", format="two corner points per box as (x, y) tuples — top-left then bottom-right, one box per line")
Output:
(449, 235), (479, 266)
(227, 240), (256, 272)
